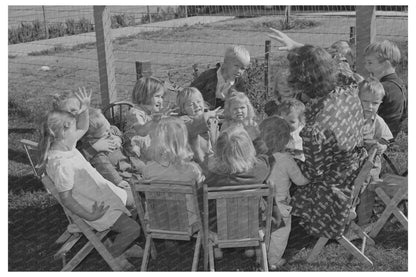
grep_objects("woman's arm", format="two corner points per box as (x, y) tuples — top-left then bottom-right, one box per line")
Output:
(268, 28), (304, 51)
(59, 190), (109, 221)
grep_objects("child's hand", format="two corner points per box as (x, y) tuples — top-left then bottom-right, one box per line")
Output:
(75, 87), (92, 113)
(117, 180), (130, 189)
(92, 137), (117, 152)
(88, 201), (109, 221)
(205, 107), (223, 119)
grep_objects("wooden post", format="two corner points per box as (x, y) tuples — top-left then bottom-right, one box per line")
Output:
(265, 40), (271, 96)
(42, 6), (49, 39)
(136, 61), (152, 80)
(349, 26), (356, 45)
(147, 6), (152, 23)
(356, 6), (376, 77)
(94, 6), (117, 108)
(284, 6), (291, 27)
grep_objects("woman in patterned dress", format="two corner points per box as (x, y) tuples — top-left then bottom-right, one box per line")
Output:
(270, 29), (365, 239)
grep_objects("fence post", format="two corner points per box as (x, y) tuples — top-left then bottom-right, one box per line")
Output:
(349, 26), (356, 45)
(94, 6), (117, 108)
(42, 6), (49, 39)
(284, 6), (291, 27)
(147, 6), (152, 23)
(265, 40), (271, 96)
(355, 6), (376, 77)
(136, 61), (152, 80)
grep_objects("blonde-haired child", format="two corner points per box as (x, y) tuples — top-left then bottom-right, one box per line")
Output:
(191, 45), (250, 108)
(221, 91), (259, 140)
(143, 116), (204, 229)
(354, 77), (393, 231)
(81, 108), (133, 189)
(364, 40), (407, 137)
(176, 87), (222, 168)
(124, 76), (166, 170)
(38, 89), (142, 269)
(276, 98), (306, 161)
(205, 124), (270, 258)
(259, 116), (309, 270)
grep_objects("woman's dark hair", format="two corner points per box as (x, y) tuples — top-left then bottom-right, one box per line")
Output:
(287, 45), (337, 99)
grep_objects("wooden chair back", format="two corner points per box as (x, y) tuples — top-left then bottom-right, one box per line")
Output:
(132, 180), (202, 240)
(203, 184), (273, 249)
(102, 101), (133, 132)
(20, 139), (41, 178)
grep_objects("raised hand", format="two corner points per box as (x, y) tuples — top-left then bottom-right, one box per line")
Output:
(88, 201), (109, 221)
(267, 28), (303, 51)
(92, 136), (117, 152)
(75, 87), (92, 113)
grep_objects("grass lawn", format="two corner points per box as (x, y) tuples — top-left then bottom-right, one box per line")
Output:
(8, 14), (408, 271)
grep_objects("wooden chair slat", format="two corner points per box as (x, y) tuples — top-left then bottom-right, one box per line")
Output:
(238, 197), (249, 239)
(226, 197), (239, 239)
(217, 199), (228, 240)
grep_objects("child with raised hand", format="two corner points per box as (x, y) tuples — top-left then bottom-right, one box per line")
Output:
(81, 108), (133, 190)
(221, 91), (259, 141)
(176, 87), (222, 167)
(124, 76), (166, 170)
(364, 40), (407, 138)
(276, 98), (306, 161)
(38, 89), (142, 269)
(259, 116), (309, 270)
(191, 45), (250, 108)
(143, 116), (204, 229)
(355, 77), (393, 230)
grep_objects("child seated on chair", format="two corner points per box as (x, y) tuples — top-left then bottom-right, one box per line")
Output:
(205, 124), (270, 259)
(191, 45), (250, 109)
(81, 108), (133, 189)
(364, 40), (407, 138)
(259, 116), (309, 270)
(38, 89), (142, 269)
(123, 76), (166, 173)
(221, 91), (260, 141)
(356, 77), (393, 228)
(276, 99), (306, 162)
(143, 116), (205, 230)
(176, 87), (222, 169)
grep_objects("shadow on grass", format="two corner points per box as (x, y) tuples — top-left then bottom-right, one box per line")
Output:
(9, 174), (43, 194)
(9, 148), (32, 165)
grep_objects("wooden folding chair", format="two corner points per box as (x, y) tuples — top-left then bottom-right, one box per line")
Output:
(131, 180), (204, 271)
(368, 174), (408, 238)
(306, 146), (378, 267)
(40, 175), (131, 271)
(20, 139), (85, 267)
(102, 101), (133, 132)
(202, 183), (274, 271)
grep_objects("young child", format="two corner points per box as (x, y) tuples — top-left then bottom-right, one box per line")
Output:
(364, 40), (407, 138)
(221, 91), (259, 141)
(143, 116), (204, 230)
(355, 77), (393, 229)
(205, 124), (270, 259)
(38, 89), (142, 269)
(176, 87), (221, 168)
(191, 45), (250, 108)
(265, 68), (295, 117)
(258, 116), (309, 270)
(276, 99), (306, 161)
(81, 108), (132, 189)
(124, 76), (166, 170)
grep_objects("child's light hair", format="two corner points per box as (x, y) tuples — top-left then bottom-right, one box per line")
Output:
(52, 91), (79, 112)
(176, 87), (205, 115)
(259, 116), (291, 154)
(37, 110), (76, 173)
(85, 108), (108, 138)
(329, 40), (355, 66)
(277, 98), (306, 124)
(132, 76), (165, 105)
(364, 40), (401, 68)
(148, 116), (193, 167)
(358, 76), (385, 99)
(224, 91), (256, 126)
(212, 124), (258, 174)
(224, 45), (250, 67)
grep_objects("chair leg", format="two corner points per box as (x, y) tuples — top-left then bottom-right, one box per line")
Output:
(208, 243), (215, 272)
(338, 236), (373, 266)
(141, 235), (152, 271)
(260, 242), (268, 272)
(306, 237), (328, 263)
(349, 222), (375, 246)
(192, 231), (202, 271)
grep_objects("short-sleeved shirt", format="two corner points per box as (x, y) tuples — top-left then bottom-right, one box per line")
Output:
(46, 148), (129, 231)
(363, 114), (393, 142)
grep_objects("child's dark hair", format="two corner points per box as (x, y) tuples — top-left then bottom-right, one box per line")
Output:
(132, 76), (165, 105)
(259, 116), (291, 154)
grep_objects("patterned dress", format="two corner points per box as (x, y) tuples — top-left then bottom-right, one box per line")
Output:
(290, 83), (364, 239)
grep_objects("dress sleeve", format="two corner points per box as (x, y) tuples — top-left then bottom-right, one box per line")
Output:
(49, 160), (75, 192)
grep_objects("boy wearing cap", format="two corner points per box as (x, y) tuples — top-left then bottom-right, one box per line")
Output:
(191, 45), (250, 108)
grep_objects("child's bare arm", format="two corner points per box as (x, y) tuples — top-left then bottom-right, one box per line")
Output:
(59, 190), (109, 221)
(287, 156), (309, 186)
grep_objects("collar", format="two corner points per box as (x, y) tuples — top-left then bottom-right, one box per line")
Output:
(217, 66), (235, 85)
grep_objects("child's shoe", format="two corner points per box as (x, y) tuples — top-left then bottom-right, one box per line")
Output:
(114, 256), (135, 271)
(124, 244), (144, 258)
(269, 259), (287, 271)
(214, 248), (223, 259)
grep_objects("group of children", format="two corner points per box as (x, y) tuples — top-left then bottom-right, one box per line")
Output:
(36, 36), (406, 270)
